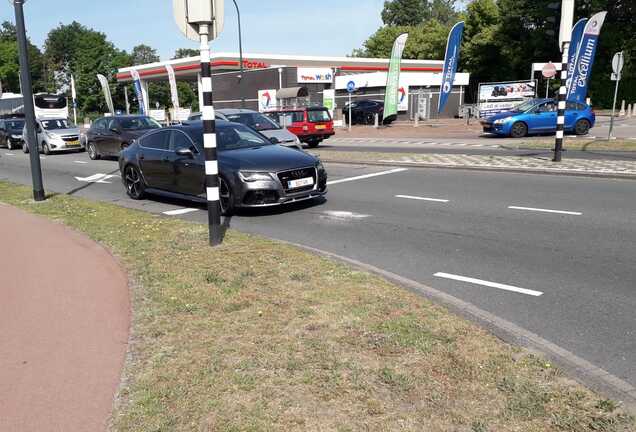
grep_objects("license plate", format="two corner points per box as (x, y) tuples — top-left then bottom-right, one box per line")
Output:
(288, 177), (314, 189)
(66, 140), (80, 146)
(315, 125), (326, 130)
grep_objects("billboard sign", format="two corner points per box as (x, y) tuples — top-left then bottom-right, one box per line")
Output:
(478, 80), (536, 118)
(323, 89), (335, 117)
(297, 68), (334, 84)
(258, 89), (277, 112)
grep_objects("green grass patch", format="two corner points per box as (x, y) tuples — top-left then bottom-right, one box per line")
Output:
(0, 181), (633, 432)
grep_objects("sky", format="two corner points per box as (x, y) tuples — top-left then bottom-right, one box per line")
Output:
(1, 0), (386, 61)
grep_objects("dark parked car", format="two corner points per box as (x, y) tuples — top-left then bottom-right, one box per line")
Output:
(85, 115), (161, 160)
(342, 100), (387, 125)
(119, 120), (327, 214)
(0, 117), (25, 150)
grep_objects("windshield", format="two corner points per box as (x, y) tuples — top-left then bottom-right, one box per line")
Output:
(7, 120), (25, 130)
(513, 99), (542, 112)
(308, 109), (331, 123)
(119, 117), (161, 130)
(41, 119), (74, 130)
(225, 113), (281, 131)
(194, 123), (272, 151)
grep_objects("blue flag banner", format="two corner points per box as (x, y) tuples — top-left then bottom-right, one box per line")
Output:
(438, 21), (464, 113)
(567, 12), (607, 103)
(566, 18), (588, 95)
(131, 69), (146, 115)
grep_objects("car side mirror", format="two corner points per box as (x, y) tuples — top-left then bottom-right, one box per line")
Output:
(269, 136), (280, 144)
(175, 147), (194, 158)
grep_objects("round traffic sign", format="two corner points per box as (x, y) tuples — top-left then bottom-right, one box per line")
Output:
(346, 81), (356, 93)
(612, 52), (624, 75)
(542, 62), (557, 79)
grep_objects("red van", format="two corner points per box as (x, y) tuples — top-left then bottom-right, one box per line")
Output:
(265, 107), (334, 148)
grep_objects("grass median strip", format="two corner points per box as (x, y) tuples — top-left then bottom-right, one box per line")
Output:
(0, 181), (633, 431)
(504, 138), (636, 152)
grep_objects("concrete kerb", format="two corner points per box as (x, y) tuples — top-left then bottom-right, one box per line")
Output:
(318, 158), (636, 180)
(279, 239), (636, 414)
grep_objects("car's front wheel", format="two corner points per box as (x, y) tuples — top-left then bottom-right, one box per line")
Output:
(6, 138), (13, 150)
(124, 165), (146, 200)
(510, 122), (528, 138)
(22, 141), (29, 153)
(87, 142), (100, 160)
(219, 177), (234, 216)
(574, 119), (591, 136)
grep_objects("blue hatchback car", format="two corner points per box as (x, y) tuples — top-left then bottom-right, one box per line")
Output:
(481, 98), (595, 138)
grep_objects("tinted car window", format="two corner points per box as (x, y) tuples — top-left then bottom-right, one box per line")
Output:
(536, 102), (556, 113)
(171, 130), (196, 152)
(41, 119), (74, 130)
(6, 119), (25, 130)
(308, 109), (331, 122)
(0, 121), (4, 130)
(119, 117), (161, 130)
(191, 124), (271, 151)
(224, 113), (281, 131)
(107, 118), (119, 131)
(141, 130), (170, 150)
(92, 118), (106, 131)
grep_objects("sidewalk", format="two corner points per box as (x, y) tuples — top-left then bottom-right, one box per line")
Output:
(315, 150), (636, 179)
(0, 204), (130, 431)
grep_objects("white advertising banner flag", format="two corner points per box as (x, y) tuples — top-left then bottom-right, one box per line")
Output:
(165, 64), (180, 110)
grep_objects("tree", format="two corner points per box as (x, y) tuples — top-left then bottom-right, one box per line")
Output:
(0, 21), (45, 93)
(381, 0), (458, 26)
(173, 48), (199, 59)
(131, 44), (159, 66)
(44, 22), (131, 114)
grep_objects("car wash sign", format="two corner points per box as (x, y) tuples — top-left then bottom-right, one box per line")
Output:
(566, 11), (607, 103)
(297, 68), (334, 84)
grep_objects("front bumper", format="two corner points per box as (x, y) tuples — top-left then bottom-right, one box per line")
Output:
(234, 166), (328, 208)
(46, 140), (85, 152)
(481, 121), (509, 136)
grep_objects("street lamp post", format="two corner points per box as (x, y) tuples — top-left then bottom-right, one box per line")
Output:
(12, 0), (45, 201)
(231, 0), (245, 108)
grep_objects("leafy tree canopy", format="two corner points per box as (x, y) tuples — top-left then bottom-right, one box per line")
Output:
(382, 0), (458, 26)
(0, 21), (45, 93)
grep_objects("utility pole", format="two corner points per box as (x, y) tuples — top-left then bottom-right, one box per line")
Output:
(173, 0), (224, 246)
(553, 0), (575, 162)
(13, 0), (45, 201)
(608, 51), (624, 140)
(231, 0), (245, 108)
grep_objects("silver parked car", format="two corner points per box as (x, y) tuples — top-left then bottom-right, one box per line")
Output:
(216, 109), (302, 148)
(22, 118), (84, 154)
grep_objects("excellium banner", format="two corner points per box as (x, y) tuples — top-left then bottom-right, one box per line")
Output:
(566, 11), (607, 103)
(566, 18), (588, 94)
(438, 21), (464, 113)
(130, 69), (146, 115)
(383, 33), (408, 122)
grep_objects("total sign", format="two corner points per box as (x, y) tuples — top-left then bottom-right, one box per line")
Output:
(398, 85), (409, 112)
(297, 68), (334, 84)
(258, 89), (277, 112)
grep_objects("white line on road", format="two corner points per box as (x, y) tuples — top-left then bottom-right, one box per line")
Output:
(434, 272), (544, 297)
(327, 168), (408, 185)
(5, 152), (16, 156)
(162, 208), (200, 216)
(508, 206), (582, 216)
(74, 160), (88, 164)
(395, 194), (449, 203)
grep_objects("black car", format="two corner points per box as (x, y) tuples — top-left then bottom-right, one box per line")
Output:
(119, 120), (327, 215)
(342, 100), (385, 125)
(0, 117), (25, 150)
(85, 115), (161, 160)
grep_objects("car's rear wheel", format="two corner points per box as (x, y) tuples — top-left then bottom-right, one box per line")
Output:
(365, 113), (376, 125)
(219, 177), (234, 216)
(124, 165), (145, 200)
(88, 142), (100, 160)
(510, 122), (528, 138)
(574, 119), (591, 136)
(306, 139), (320, 148)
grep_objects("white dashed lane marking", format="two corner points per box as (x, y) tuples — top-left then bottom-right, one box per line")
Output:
(508, 206), (582, 216)
(327, 168), (408, 185)
(395, 194), (449, 203)
(434, 272), (544, 297)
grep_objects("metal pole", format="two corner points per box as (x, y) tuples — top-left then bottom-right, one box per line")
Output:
(608, 75), (620, 140)
(553, 41), (569, 162)
(13, 0), (44, 201)
(348, 92), (352, 131)
(199, 24), (222, 246)
(546, 78), (550, 98)
(232, 0), (245, 109)
(124, 86), (130, 115)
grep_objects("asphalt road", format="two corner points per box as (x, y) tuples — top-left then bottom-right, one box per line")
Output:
(1, 150), (635, 394)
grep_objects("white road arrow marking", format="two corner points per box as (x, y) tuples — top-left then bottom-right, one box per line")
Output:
(74, 173), (120, 184)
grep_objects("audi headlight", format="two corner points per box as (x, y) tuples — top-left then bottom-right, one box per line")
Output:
(493, 118), (511, 125)
(239, 171), (272, 182)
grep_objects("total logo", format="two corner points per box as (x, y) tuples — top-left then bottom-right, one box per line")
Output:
(261, 91), (272, 109)
(399, 87), (406, 103)
(443, 81), (452, 93)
